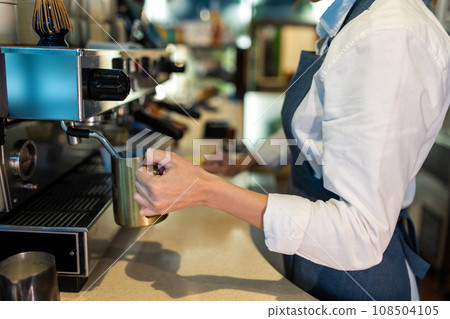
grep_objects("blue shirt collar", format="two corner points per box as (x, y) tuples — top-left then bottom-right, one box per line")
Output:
(316, 0), (357, 40)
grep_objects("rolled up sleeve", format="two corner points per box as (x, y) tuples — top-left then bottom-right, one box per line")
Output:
(264, 193), (312, 255)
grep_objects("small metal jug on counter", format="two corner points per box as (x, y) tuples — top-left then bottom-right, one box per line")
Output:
(0, 251), (60, 301)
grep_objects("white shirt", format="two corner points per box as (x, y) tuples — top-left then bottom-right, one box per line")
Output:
(259, 0), (450, 272)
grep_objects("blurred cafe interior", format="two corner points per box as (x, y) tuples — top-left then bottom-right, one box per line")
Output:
(0, 0), (449, 302)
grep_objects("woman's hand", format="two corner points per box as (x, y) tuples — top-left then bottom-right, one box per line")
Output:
(133, 148), (268, 229)
(203, 153), (257, 177)
(133, 149), (214, 216)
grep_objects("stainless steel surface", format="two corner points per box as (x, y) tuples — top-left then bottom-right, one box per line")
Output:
(0, 46), (170, 121)
(9, 139), (37, 181)
(83, 112), (118, 126)
(85, 204), (119, 277)
(0, 121), (98, 212)
(0, 251), (60, 301)
(111, 153), (167, 227)
(67, 135), (83, 146)
(0, 1), (19, 45)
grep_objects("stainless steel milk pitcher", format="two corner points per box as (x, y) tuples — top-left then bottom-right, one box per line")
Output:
(0, 251), (60, 301)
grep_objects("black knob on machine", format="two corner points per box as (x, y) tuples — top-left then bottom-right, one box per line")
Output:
(82, 69), (130, 101)
(157, 57), (186, 73)
(112, 58), (125, 70)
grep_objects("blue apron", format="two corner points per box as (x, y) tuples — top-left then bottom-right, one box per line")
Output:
(281, 0), (430, 301)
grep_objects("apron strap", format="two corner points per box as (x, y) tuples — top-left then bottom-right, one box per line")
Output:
(397, 210), (430, 281)
(341, 0), (377, 29)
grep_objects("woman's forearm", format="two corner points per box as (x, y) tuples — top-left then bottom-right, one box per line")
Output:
(200, 172), (268, 229)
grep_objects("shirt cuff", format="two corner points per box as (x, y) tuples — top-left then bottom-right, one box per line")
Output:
(263, 193), (312, 255)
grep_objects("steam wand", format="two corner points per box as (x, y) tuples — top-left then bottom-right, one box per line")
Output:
(60, 121), (121, 159)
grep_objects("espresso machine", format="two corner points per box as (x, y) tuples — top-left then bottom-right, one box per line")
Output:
(0, 46), (184, 291)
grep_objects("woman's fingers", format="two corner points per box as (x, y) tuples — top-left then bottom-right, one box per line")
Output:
(144, 148), (176, 168)
(133, 189), (162, 216)
(134, 167), (161, 214)
(134, 180), (153, 203)
(135, 165), (157, 185)
(133, 192), (152, 210)
(139, 206), (158, 216)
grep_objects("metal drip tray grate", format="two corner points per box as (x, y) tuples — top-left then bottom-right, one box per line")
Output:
(0, 155), (112, 229)
(5, 211), (88, 228)
(28, 197), (101, 211)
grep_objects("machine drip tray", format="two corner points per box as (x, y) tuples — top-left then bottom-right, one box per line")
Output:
(0, 155), (120, 292)
(0, 156), (111, 228)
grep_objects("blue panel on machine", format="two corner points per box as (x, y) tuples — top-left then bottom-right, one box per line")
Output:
(4, 49), (79, 120)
